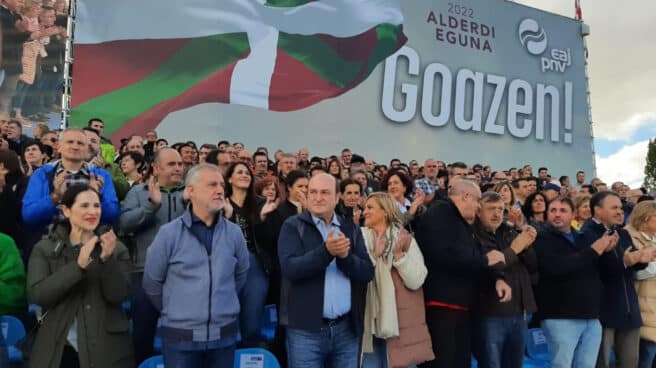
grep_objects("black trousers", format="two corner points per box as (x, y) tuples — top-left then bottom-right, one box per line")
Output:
(419, 306), (471, 368)
(60, 345), (80, 368)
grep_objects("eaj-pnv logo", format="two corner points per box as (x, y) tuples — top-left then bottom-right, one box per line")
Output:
(518, 18), (571, 73)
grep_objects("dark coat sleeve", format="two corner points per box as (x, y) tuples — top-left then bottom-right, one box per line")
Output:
(278, 218), (334, 282)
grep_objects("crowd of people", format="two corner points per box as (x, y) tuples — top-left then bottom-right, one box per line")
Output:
(0, 0), (68, 127)
(1, 116), (656, 368)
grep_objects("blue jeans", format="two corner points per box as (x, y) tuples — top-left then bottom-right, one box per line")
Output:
(131, 272), (160, 365)
(474, 316), (527, 368)
(162, 342), (235, 368)
(34, 71), (62, 109)
(541, 319), (602, 368)
(362, 337), (388, 368)
(10, 80), (31, 112)
(238, 252), (269, 346)
(639, 339), (656, 368)
(286, 319), (359, 368)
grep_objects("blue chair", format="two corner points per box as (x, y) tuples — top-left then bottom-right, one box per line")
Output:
(526, 328), (550, 363)
(522, 358), (548, 368)
(260, 304), (277, 342)
(139, 355), (164, 368)
(1, 315), (26, 362)
(233, 348), (280, 368)
(153, 335), (162, 354)
(471, 355), (478, 368)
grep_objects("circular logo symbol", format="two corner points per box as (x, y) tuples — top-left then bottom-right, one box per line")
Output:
(518, 18), (548, 55)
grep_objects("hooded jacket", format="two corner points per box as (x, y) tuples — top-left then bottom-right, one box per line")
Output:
(26, 222), (133, 368)
(0, 233), (26, 315)
(22, 161), (119, 228)
(119, 183), (186, 271)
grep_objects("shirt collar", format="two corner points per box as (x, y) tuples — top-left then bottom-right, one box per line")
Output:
(311, 212), (340, 227)
(190, 210), (218, 228)
(55, 160), (91, 176)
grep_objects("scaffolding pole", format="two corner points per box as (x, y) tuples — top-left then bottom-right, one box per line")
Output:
(61, 0), (76, 129)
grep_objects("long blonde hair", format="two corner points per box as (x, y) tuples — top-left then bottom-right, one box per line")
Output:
(366, 192), (404, 229)
(629, 200), (656, 232)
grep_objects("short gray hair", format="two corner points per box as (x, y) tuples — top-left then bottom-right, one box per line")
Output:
(185, 163), (222, 187)
(58, 127), (85, 141)
(480, 191), (503, 204)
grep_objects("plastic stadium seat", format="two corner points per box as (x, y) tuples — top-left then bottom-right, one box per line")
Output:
(522, 358), (548, 368)
(260, 304), (277, 342)
(153, 335), (162, 354)
(471, 356), (478, 368)
(233, 348), (281, 368)
(526, 328), (550, 363)
(1, 315), (26, 362)
(139, 355), (164, 368)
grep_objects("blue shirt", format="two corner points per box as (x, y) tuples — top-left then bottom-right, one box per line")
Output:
(311, 213), (352, 319)
(562, 231), (575, 245)
(189, 212), (217, 254)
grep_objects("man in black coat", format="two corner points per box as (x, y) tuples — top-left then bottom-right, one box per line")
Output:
(580, 191), (655, 368)
(415, 180), (511, 368)
(534, 197), (615, 368)
(472, 192), (538, 368)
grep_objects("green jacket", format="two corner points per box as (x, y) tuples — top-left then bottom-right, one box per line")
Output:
(100, 138), (116, 165)
(0, 233), (26, 315)
(102, 162), (130, 201)
(27, 223), (134, 368)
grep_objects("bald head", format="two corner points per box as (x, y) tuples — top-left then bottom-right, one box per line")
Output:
(448, 179), (480, 198)
(449, 179), (481, 224)
(153, 147), (183, 187)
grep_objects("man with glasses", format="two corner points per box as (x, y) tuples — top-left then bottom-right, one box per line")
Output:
(416, 180), (510, 367)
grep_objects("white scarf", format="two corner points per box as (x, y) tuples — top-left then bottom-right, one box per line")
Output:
(361, 226), (400, 353)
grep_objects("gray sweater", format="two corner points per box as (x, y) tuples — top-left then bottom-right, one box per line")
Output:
(119, 184), (186, 271)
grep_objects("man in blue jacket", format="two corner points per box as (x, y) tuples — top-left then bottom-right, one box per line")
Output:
(143, 163), (249, 368)
(22, 128), (119, 230)
(278, 173), (374, 368)
(580, 191), (656, 368)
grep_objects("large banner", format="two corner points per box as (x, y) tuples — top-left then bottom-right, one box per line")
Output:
(70, 0), (594, 176)
(0, 3), (68, 135)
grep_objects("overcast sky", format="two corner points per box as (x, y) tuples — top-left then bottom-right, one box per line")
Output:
(514, 0), (655, 188)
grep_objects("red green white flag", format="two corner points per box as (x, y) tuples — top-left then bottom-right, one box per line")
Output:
(70, 0), (407, 140)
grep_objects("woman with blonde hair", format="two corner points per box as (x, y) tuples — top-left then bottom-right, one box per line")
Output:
(572, 195), (592, 230)
(360, 192), (434, 368)
(626, 200), (656, 368)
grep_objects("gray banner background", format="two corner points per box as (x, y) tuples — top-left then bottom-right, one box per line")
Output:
(156, 0), (594, 177)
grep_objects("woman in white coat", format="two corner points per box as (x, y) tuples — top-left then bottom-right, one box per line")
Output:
(360, 192), (434, 368)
